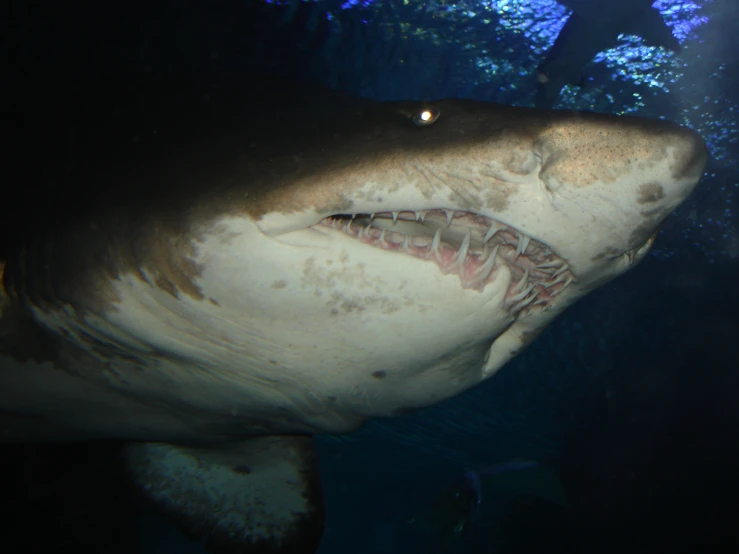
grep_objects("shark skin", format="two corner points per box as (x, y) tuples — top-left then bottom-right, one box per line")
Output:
(0, 74), (706, 553)
(536, 0), (682, 108)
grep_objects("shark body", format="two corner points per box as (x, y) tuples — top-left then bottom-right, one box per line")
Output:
(1, 75), (706, 553)
(536, 0), (682, 108)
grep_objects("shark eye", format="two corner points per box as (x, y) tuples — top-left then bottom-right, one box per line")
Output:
(412, 106), (440, 126)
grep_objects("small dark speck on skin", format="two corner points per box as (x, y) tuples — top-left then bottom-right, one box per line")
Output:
(272, 280), (288, 289)
(208, 297), (220, 306)
(371, 370), (387, 379)
(233, 466), (252, 474)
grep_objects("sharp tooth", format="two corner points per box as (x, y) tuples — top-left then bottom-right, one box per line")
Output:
(351, 213), (356, 219)
(536, 260), (563, 269)
(516, 234), (531, 257)
(429, 229), (441, 259)
(453, 231), (471, 268)
(403, 235), (412, 253)
(553, 264), (569, 277)
(543, 272), (568, 289)
(484, 222), (501, 243)
(514, 269), (529, 292)
(470, 245), (498, 284)
(379, 229), (387, 245)
(444, 209), (454, 226)
(489, 245), (499, 264)
(510, 283), (535, 303)
(392, 211), (399, 223)
(418, 210), (428, 222)
(370, 213), (376, 221)
(550, 276), (573, 296)
(515, 290), (539, 311)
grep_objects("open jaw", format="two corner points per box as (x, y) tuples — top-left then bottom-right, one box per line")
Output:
(316, 209), (574, 316)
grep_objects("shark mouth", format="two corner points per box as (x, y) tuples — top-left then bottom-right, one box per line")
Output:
(318, 209), (574, 315)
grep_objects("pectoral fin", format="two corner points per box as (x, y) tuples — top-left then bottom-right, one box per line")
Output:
(124, 435), (324, 554)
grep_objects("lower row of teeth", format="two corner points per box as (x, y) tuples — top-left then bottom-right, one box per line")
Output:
(322, 217), (573, 313)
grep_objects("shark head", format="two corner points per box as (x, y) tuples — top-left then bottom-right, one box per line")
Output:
(148, 84), (706, 432)
(3, 77), (707, 437)
(1, 76), (708, 554)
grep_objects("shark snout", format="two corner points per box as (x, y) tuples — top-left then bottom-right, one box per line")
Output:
(630, 124), (708, 223)
(518, 115), (708, 280)
(665, 126), (709, 187)
(537, 115), (707, 214)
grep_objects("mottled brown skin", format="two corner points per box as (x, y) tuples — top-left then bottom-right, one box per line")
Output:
(3, 74), (703, 323)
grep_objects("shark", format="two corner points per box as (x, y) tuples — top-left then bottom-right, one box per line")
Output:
(0, 74), (706, 553)
(536, 0), (683, 108)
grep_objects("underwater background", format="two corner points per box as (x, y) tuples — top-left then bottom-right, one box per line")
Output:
(2, 0), (738, 552)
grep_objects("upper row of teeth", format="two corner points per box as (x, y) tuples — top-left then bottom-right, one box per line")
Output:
(325, 214), (573, 303)
(344, 210), (533, 258)
(328, 217), (570, 280)
(351, 209), (458, 225)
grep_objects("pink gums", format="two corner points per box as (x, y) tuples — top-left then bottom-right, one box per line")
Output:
(318, 210), (574, 315)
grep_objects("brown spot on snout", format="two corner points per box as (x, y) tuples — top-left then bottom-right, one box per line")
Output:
(637, 183), (665, 205)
